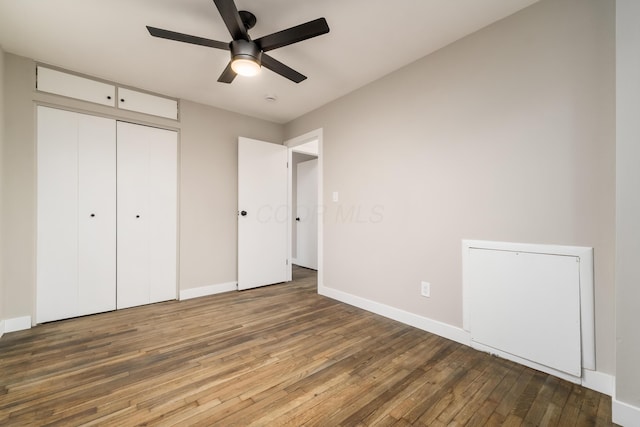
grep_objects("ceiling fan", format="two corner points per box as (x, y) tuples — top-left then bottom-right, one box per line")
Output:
(146, 0), (330, 84)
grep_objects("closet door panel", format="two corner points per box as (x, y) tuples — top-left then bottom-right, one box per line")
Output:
(37, 107), (80, 323)
(116, 124), (151, 309)
(77, 115), (117, 315)
(117, 122), (177, 309)
(37, 107), (116, 322)
(147, 126), (178, 303)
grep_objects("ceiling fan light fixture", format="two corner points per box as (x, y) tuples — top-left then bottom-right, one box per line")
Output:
(231, 57), (261, 76)
(230, 39), (262, 77)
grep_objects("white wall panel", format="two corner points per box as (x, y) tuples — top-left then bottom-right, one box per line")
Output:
(468, 248), (581, 377)
(463, 240), (595, 382)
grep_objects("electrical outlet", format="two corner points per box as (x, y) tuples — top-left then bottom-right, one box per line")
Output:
(421, 281), (430, 298)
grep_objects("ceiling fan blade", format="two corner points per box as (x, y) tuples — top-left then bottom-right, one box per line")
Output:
(147, 26), (229, 50)
(217, 62), (237, 83)
(261, 54), (306, 83)
(254, 18), (329, 52)
(213, 0), (249, 41)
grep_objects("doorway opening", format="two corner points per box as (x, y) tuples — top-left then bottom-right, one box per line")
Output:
(292, 151), (317, 270)
(285, 129), (323, 289)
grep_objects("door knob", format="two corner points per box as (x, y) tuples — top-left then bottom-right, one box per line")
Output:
(240, 210), (247, 216)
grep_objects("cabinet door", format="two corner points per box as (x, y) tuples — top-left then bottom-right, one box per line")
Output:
(37, 66), (116, 107)
(117, 87), (178, 120)
(37, 107), (116, 323)
(117, 122), (177, 309)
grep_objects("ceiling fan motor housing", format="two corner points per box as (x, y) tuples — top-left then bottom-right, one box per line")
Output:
(230, 39), (262, 65)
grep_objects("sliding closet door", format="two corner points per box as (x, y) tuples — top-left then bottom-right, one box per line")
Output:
(117, 122), (177, 309)
(37, 106), (116, 323)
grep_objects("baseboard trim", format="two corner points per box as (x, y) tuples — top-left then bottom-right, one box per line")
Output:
(179, 282), (237, 300)
(613, 397), (640, 426)
(4, 316), (32, 333)
(318, 285), (470, 346)
(582, 369), (614, 396)
(318, 284), (614, 396)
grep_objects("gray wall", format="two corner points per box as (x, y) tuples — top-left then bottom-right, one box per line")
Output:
(285, 0), (615, 375)
(616, 0), (640, 410)
(1, 52), (283, 320)
(179, 100), (283, 290)
(2, 53), (35, 321)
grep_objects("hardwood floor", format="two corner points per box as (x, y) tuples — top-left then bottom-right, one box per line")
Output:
(1, 267), (613, 426)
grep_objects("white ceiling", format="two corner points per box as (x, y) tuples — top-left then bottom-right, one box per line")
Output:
(0, 0), (539, 124)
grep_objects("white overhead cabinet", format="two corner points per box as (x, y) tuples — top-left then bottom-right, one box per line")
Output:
(37, 106), (117, 323)
(117, 87), (178, 120)
(116, 122), (178, 309)
(37, 66), (116, 107)
(36, 107), (178, 323)
(36, 66), (178, 119)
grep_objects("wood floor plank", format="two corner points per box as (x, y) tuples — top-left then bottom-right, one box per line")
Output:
(0, 266), (614, 426)
(522, 374), (561, 425)
(448, 362), (512, 426)
(493, 367), (536, 418)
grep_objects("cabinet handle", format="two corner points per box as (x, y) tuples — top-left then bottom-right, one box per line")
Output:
(90, 213), (95, 217)
(240, 210), (247, 216)
(120, 98), (125, 103)
(107, 96), (111, 100)
(136, 215), (140, 218)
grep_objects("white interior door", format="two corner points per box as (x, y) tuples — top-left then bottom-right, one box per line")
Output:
(238, 137), (288, 290)
(37, 106), (116, 323)
(117, 122), (177, 309)
(296, 159), (318, 270)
